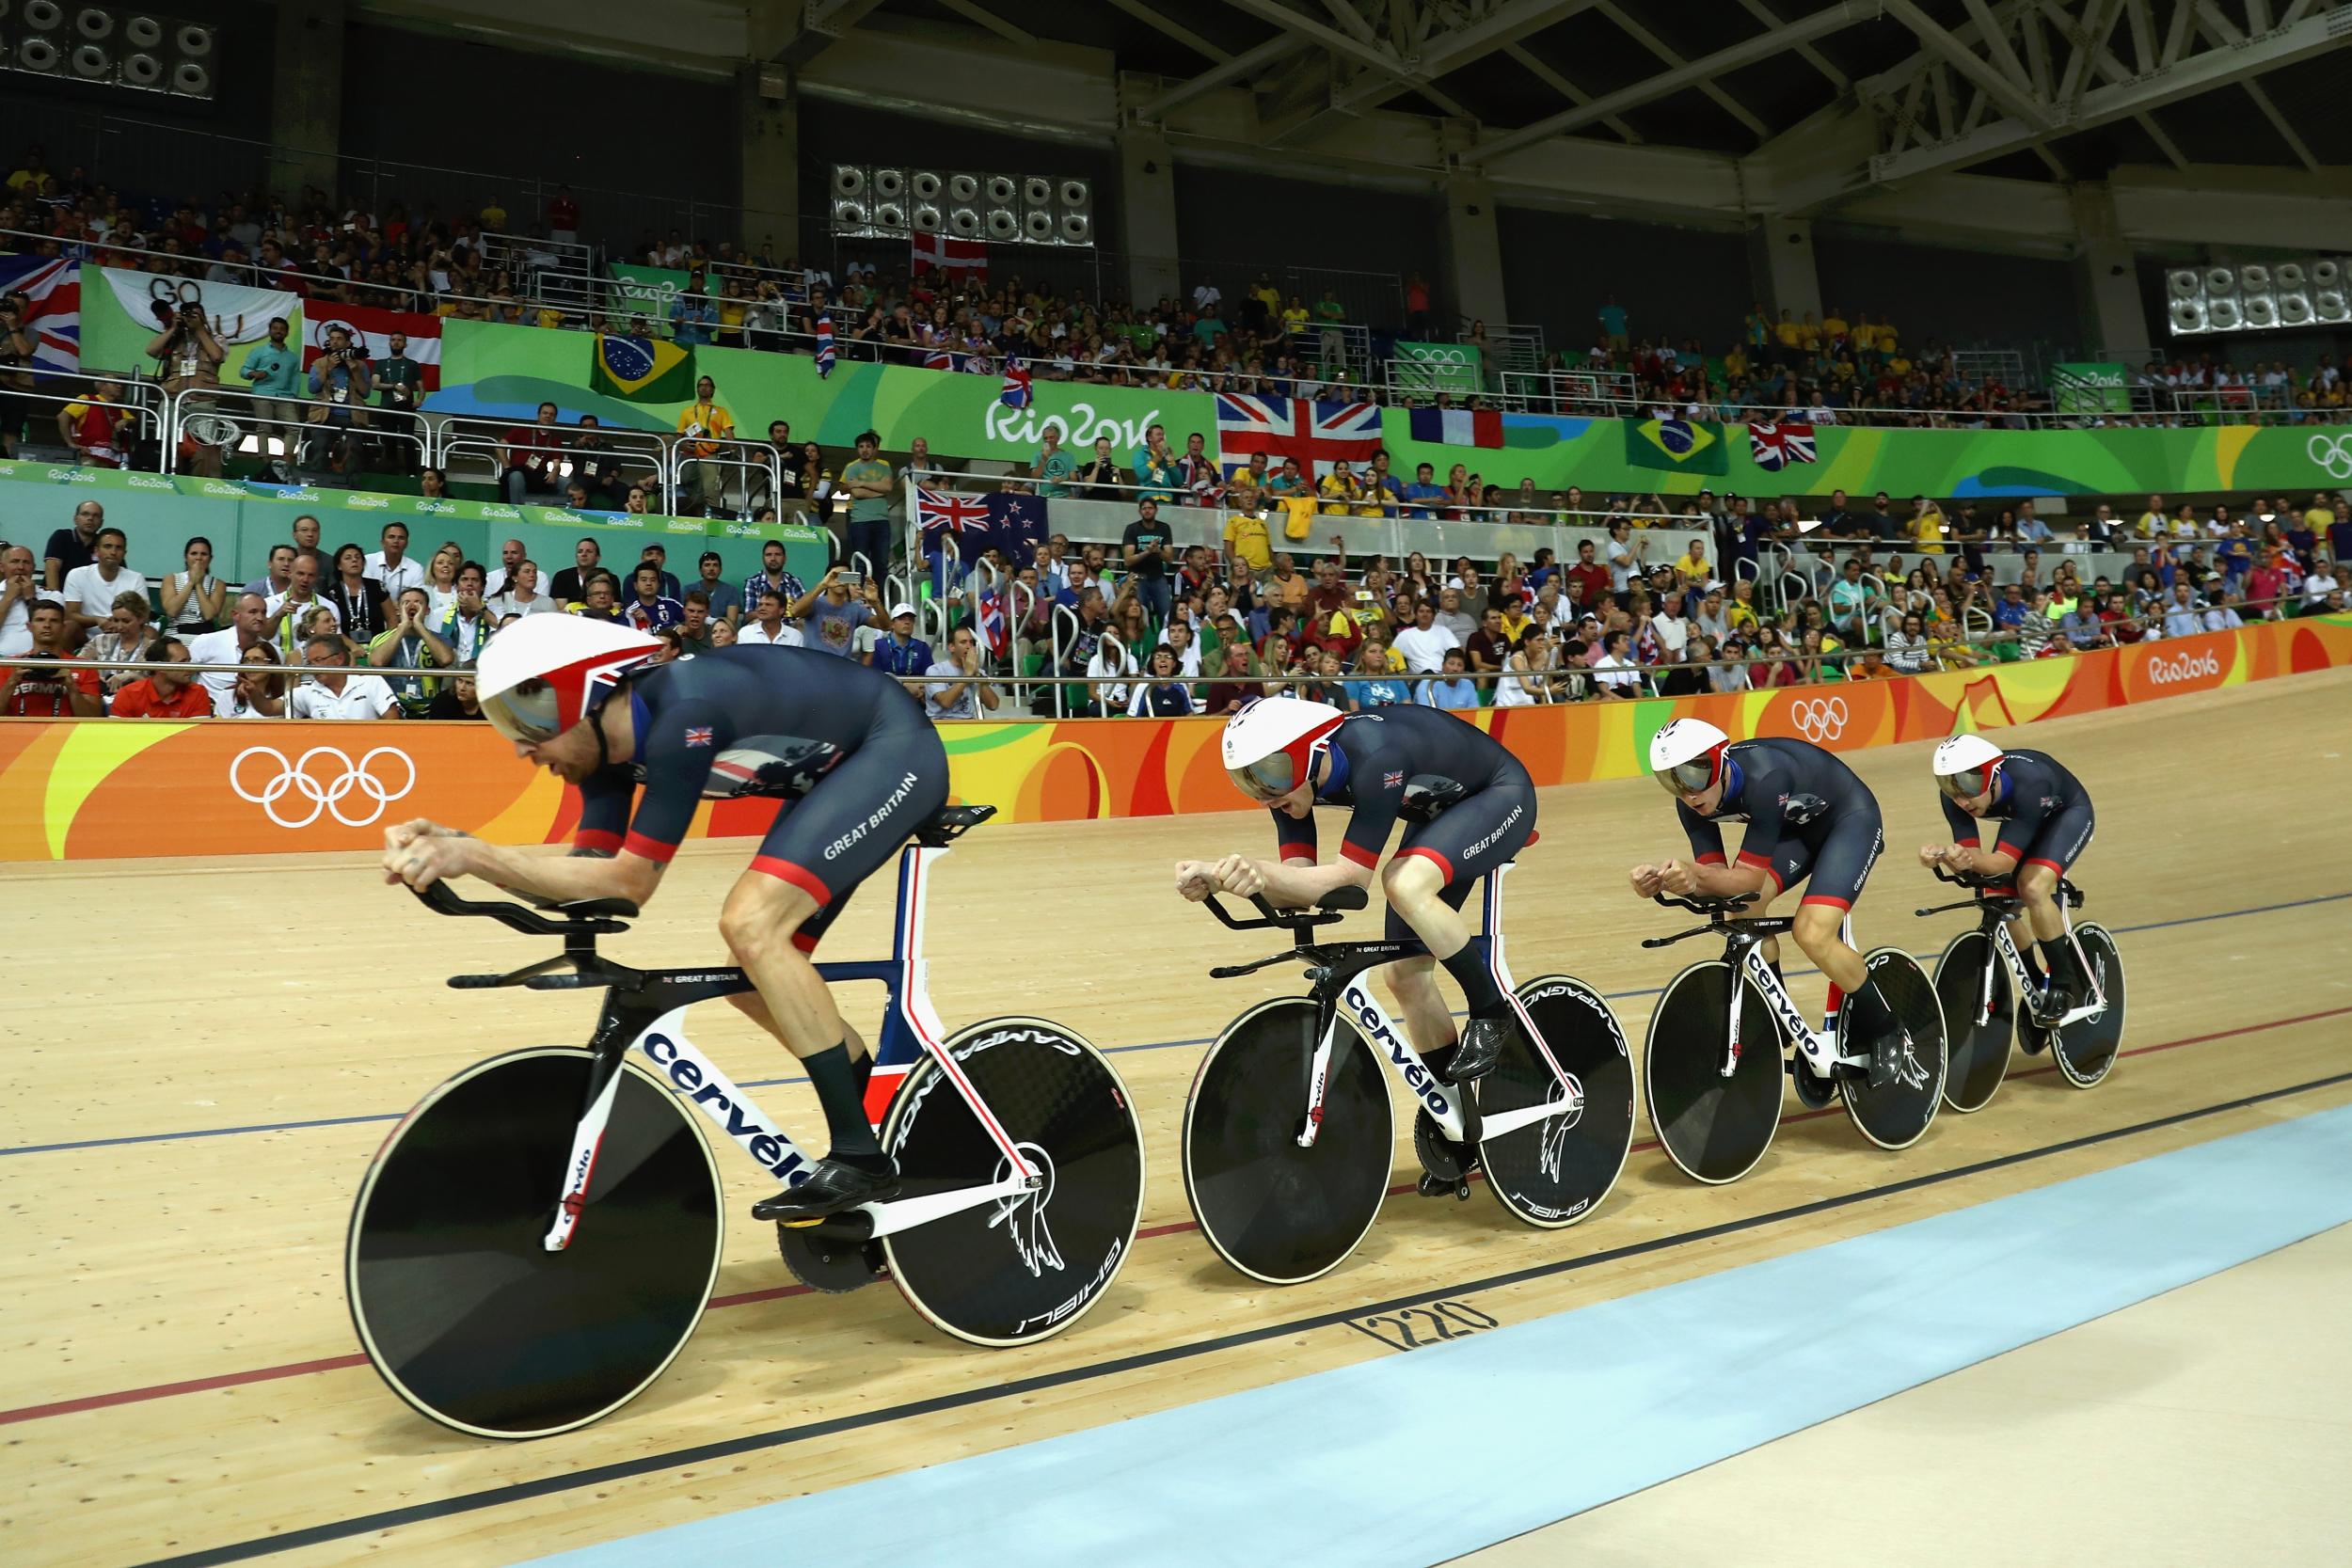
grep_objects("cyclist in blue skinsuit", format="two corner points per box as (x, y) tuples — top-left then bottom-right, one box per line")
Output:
(1630, 718), (1916, 1087)
(380, 616), (946, 1220)
(1924, 733), (2097, 1027)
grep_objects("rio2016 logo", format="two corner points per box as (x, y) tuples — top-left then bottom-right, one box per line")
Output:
(2147, 649), (2221, 685)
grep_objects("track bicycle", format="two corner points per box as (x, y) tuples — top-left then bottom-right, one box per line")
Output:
(1182, 861), (1635, 1286)
(1641, 893), (1947, 1184)
(1916, 862), (2125, 1106)
(345, 803), (1145, 1440)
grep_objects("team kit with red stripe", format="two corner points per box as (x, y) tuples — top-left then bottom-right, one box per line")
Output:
(1671, 736), (1886, 914)
(570, 645), (950, 951)
(1936, 747), (2096, 889)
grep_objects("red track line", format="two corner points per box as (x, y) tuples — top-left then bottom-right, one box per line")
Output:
(9, 1002), (2349, 1432)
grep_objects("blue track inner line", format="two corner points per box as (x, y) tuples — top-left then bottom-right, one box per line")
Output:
(520, 1104), (2352, 1568)
(8, 888), (2344, 1160)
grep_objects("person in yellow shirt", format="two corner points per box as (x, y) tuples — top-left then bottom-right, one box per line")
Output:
(2135, 494), (2168, 539)
(1821, 306), (1850, 343)
(675, 374), (736, 516)
(1317, 460), (1364, 516)
(1851, 314), (1878, 354)
(1223, 504), (1273, 581)
(1908, 499), (1947, 553)
(1886, 351), (1911, 378)
(1724, 342), (1749, 380)
(1874, 316), (1899, 356)
(1773, 309), (1803, 350)
(1280, 296), (1309, 334)
(1799, 312), (1822, 352)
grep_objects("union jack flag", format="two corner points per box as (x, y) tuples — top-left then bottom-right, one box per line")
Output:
(1215, 393), (1381, 482)
(923, 349), (956, 372)
(814, 313), (835, 379)
(915, 485), (989, 540)
(0, 256), (79, 375)
(998, 358), (1031, 408)
(977, 583), (1009, 657)
(683, 725), (714, 748)
(1383, 770), (1405, 789)
(1747, 420), (1817, 470)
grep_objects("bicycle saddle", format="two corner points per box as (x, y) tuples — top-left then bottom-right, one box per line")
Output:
(1317, 887), (1369, 911)
(558, 897), (643, 919)
(914, 803), (997, 846)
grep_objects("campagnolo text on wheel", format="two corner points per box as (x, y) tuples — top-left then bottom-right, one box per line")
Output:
(1175, 698), (1635, 1285)
(345, 620), (1145, 1438)
(1632, 720), (1947, 1185)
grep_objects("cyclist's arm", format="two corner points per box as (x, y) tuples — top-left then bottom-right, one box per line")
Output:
(1271, 803), (1317, 865)
(1673, 800), (1773, 899)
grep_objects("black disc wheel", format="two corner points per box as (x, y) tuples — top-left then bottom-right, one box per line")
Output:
(1644, 960), (1786, 1185)
(347, 1048), (722, 1439)
(2051, 925), (2125, 1088)
(1838, 950), (1948, 1150)
(1476, 975), (1635, 1227)
(879, 1017), (1143, 1347)
(1933, 930), (2015, 1113)
(1184, 998), (1393, 1285)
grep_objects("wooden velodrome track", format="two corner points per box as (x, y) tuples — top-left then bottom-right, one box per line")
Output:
(4, 668), (2349, 1567)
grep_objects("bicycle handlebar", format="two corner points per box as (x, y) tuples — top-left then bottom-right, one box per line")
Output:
(1200, 884), (1367, 933)
(408, 879), (637, 937)
(1651, 891), (1757, 916)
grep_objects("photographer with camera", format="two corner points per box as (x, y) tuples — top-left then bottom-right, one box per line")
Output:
(306, 324), (374, 480)
(147, 294), (229, 477)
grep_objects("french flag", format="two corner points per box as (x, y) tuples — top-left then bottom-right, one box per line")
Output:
(1406, 404), (1503, 449)
(815, 313), (835, 378)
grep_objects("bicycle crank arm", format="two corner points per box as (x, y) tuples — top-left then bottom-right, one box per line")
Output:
(856, 1173), (1036, 1241)
(1478, 1098), (1583, 1140)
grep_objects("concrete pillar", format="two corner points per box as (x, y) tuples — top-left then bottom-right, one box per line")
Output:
(2070, 184), (2153, 358)
(1117, 126), (1183, 309)
(1745, 214), (1821, 325)
(270, 0), (344, 201)
(739, 64), (802, 266)
(1436, 174), (1507, 332)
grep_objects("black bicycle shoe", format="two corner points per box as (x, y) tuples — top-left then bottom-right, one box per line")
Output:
(1443, 1016), (1511, 1083)
(2026, 984), (2077, 1031)
(751, 1158), (899, 1224)
(1867, 1022), (1915, 1091)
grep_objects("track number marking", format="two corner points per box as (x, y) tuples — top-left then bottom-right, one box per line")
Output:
(1345, 1299), (1500, 1353)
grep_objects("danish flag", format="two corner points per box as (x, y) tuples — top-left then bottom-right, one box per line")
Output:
(911, 234), (988, 277)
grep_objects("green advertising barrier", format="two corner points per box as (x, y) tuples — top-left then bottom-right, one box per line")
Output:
(433, 322), (1220, 464)
(1391, 341), (1485, 397)
(0, 460), (832, 594)
(608, 262), (694, 316)
(431, 320), (2352, 499)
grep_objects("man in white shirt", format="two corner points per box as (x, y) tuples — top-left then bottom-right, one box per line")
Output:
(2160, 584), (2203, 640)
(1389, 600), (1460, 673)
(291, 633), (399, 719)
(1651, 589), (1692, 660)
(737, 587), (803, 646)
(0, 545), (39, 657)
(185, 593), (267, 714)
(365, 520), (425, 600)
(483, 537), (526, 597)
(265, 549), (340, 641)
(58, 526), (150, 641)
(1192, 278), (1221, 313)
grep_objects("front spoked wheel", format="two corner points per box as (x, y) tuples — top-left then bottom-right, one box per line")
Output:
(2051, 925), (2125, 1088)
(1476, 975), (1634, 1227)
(1838, 949), (1947, 1150)
(346, 1048), (723, 1439)
(1183, 998), (1393, 1285)
(1644, 960), (1786, 1185)
(879, 1017), (1144, 1347)
(1933, 930), (2014, 1113)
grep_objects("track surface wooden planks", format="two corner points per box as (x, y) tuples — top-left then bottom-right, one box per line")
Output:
(3, 668), (2348, 1567)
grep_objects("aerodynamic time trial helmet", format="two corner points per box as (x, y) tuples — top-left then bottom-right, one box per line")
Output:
(1931, 733), (2004, 799)
(1221, 695), (1346, 802)
(476, 615), (664, 745)
(1649, 717), (1731, 797)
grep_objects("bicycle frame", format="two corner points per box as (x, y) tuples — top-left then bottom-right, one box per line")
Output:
(536, 842), (1040, 1253)
(1293, 863), (1583, 1148)
(1937, 879), (2106, 1030)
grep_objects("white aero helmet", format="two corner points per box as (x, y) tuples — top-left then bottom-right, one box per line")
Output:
(1932, 733), (2004, 799)
(1649, 717), (1731, 797)
(1222, 695), (1346, 802)
(476, 614), (664, 744)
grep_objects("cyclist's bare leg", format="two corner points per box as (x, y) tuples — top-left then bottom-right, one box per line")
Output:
(718, 873), (846, 1061)
(1384, 855), (1511, 1079)
(1383, 955), (1454, 1055)
(2016, 862), (2066, 945)
(725, 989), (868, 1066)
(1382, 856), (1470, 962)
(1789, 902), (1867, 996)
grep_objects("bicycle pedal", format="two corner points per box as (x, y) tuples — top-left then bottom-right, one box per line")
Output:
(1416, 1172), (1455, 1199)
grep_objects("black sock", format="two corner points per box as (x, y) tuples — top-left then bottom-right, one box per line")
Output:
(2017, 942), (2047, 988)
(1845, 980), (1896, 1040)
(1438, 942), (1509, 1020)
(1421, 1041), (1459, 1079)
(1768, 958), (1785, 988)
(2040, 939), (2078, 990)
(804, 1043), (882, 1160)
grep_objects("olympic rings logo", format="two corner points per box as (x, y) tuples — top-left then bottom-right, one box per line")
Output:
(230, 746), (416, 829)
(1790, 696), (1849, 741)
(2311, 433), (2352, 480)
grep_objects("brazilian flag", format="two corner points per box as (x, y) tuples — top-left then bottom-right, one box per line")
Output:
(1624, 416), (1728, 476)
(590, 334), (696, 403)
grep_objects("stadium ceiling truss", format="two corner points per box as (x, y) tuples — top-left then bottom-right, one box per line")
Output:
(796, 0), (2346, 214)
